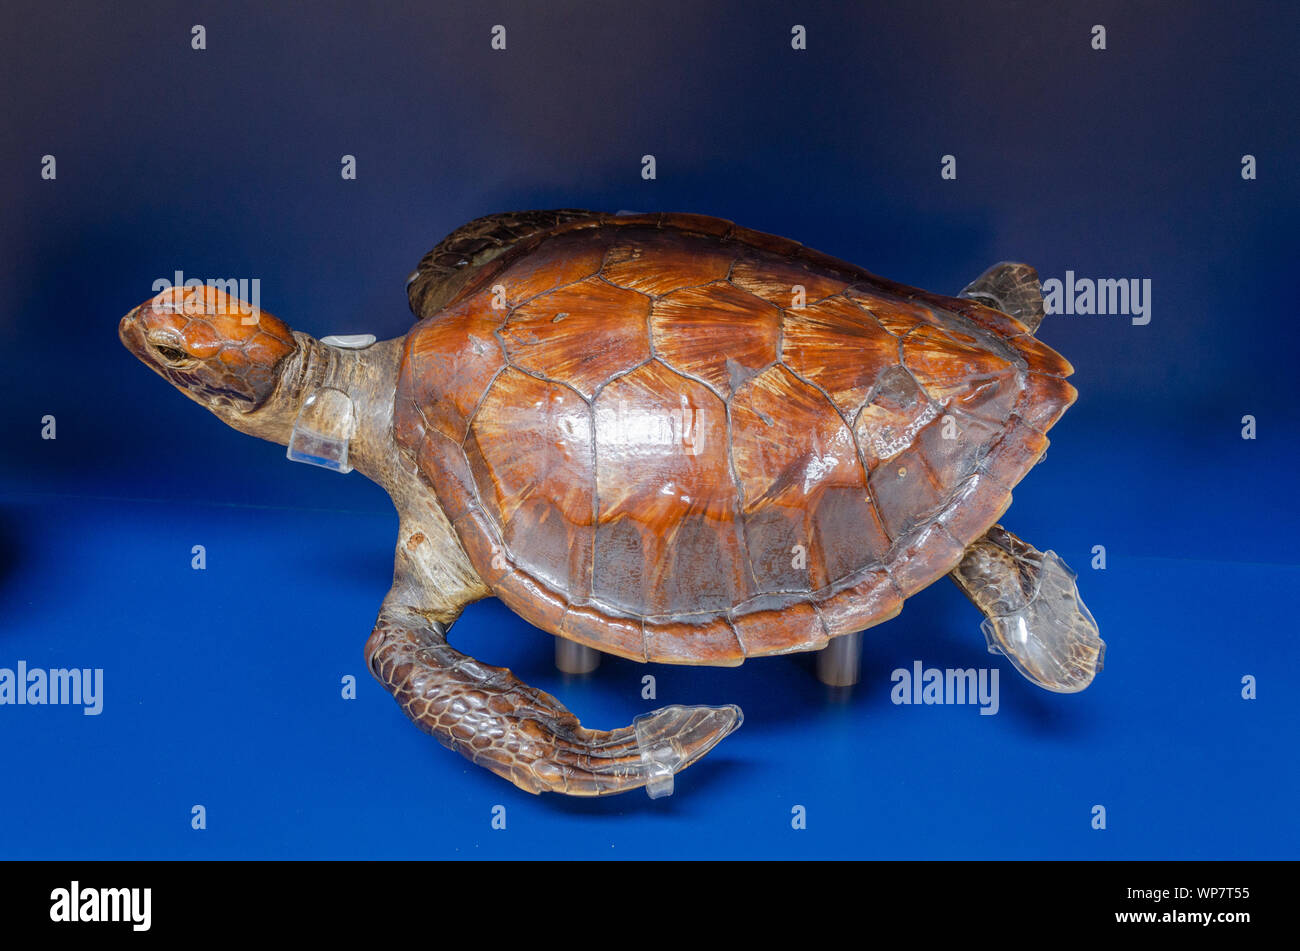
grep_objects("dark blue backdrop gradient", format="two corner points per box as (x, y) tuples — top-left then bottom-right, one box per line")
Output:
(1, 1), (1297, 858)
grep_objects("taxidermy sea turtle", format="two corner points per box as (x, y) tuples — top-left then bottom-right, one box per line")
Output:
(119, 210), (1104, 797)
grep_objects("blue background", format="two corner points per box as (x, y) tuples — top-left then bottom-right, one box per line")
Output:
(2, 1), (1297, 858)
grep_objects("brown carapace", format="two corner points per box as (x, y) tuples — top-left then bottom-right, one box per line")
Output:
(121, 210), (1104, 798)
(398, 212), (1073, 662)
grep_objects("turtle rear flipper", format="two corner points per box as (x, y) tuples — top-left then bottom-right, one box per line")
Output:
(950, 525), (1105, 693)
(960, 262), (1046, 334)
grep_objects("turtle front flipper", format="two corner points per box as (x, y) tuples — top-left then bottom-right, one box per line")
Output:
(364, 596), (741, 797)
(949, 525), (1105, 693)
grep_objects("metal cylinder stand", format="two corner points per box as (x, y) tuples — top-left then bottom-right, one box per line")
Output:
(555, 639), (601, 675)
(816, 631), (862, 688)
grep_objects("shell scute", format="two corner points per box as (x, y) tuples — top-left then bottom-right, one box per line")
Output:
(902, 324), (1017, 403)
(650, 283), (782, 399)
(889, 521), (968, 597)
(976, 416), (1050, 507)
(1016, 372), (1078, 431)
(852, 366), (941, 472)
(731, 598), (828, 656)
(1006, 332), (1074, 377)
(500, 278), (651, 399)
(867, 442), (948, 542)
(591, 362), (749, 617)
(844, 290), (937, 337)
(812, 568), (902, 635)
(729, 254), (850, 309)
(938, 473), (1014, 546)
(658, 212), (735, 236)
(602, 228), (735, 295)
(494, 565), (570, 635)
(399, 298), (506, 444)
(731, 365), (889, 592)
(560, 605), (645, 661)
(782, 296), (899, 416)
(644, 615), (744, 667)
(464, 369), (595, 599)
(494, 229), (606, 304)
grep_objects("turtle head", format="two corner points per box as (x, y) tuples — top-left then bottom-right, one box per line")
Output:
(119, 286), (298, 415)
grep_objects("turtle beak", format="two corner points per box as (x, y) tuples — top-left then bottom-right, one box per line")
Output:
(118, 306), (145, 356)
(119, 305), (163, 371)
(118, 303), (174, 372)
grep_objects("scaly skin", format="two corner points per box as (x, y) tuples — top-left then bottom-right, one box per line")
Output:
(118, 285), (296, 409)
(365, 599), (741, 796)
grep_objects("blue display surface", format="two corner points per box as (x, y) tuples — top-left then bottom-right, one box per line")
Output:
(2, 1), (1297, 859)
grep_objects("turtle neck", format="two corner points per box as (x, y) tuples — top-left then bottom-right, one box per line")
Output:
(227, 332), (406, 488)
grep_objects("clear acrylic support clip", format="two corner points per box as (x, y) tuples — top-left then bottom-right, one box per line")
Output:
(979, 550), (1106, 693)
(320, 333), (376, 349)
(633, 710), (684, 800)
(287, 387), (357, 474)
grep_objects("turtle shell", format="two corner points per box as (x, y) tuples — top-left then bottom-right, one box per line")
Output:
(393, 213), (1075, 665)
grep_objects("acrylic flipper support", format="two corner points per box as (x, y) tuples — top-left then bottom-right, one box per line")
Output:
(633, 704), (743, 799)
(980, 550), (1106, 693)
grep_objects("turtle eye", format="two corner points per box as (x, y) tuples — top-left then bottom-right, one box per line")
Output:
(152, 343), (191, 363)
